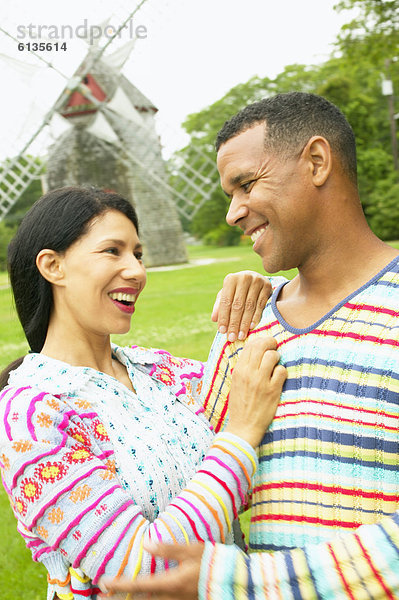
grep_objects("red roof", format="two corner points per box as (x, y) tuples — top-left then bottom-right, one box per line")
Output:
(61, 74), (107, 118)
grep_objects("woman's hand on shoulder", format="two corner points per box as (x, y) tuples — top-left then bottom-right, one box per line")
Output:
(211, 271), (272, 342)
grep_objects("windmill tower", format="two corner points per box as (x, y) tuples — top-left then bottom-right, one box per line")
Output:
(47, 50), (187, 266)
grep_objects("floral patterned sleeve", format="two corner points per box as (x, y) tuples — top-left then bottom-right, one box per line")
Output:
(0, 379), (257, 599)
(138, 347), (207, 417)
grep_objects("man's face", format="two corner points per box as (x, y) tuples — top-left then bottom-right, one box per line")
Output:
(217, 123), (316, 273)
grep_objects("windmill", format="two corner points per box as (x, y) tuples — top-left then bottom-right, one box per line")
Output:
(0, 1), (219, 266)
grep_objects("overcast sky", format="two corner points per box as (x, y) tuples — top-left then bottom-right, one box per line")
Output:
(1, 0), (358, 158)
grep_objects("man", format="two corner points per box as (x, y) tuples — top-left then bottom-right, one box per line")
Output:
(102, 93), (399, 598)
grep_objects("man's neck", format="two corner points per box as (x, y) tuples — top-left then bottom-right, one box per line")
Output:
(276, 232), (398, 329)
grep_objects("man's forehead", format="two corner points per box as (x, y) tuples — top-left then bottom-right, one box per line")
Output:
(217, 124), (267, 178)
(217, 124), (266, 164)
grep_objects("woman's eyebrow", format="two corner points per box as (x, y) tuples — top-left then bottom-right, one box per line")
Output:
(99, 238), (125, 245)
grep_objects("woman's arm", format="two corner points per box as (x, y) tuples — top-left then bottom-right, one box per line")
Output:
(0, 345), (284, 589)
(0, 386), (253, 587)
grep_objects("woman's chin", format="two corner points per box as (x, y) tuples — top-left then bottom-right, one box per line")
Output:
(114, 325), (131, 335)
(110, 321), (132, 336)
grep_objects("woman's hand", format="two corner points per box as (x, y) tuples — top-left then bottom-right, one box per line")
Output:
(211, 271), (272, 342)
(100, 542), (203, 599)
(226, 336), (287, 448)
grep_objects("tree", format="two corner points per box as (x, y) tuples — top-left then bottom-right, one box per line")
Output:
(170, 2), (399, 244)
(0, 221), (16, 271)
(191, 188), (241, 246)
(335, 0), (399, 63)
(367, 174), (399, 240)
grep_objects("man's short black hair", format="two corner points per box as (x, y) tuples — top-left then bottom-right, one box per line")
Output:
(215, 92), (357, 184)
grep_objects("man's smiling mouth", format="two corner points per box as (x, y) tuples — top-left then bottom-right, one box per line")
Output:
(250, 223), (269, 242)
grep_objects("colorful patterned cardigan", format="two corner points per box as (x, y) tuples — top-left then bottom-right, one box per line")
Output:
(0, 344), (257, 600)
(199, 256), (399, 599)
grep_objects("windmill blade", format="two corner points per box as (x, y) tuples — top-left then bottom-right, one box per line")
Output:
(0, 0), (150, 221)
(0, 0), (218, 225)
(0, 152), (46, 221)
(81, 83), (220, 220)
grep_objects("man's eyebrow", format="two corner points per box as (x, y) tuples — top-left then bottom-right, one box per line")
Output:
(230, 171), (255, 186)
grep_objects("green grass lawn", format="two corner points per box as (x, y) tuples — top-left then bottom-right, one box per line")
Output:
(0, 244), (296, 599)
(1, 240), (398, 598)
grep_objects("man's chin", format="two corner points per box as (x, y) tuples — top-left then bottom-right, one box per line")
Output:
(260, 256), (286, 275)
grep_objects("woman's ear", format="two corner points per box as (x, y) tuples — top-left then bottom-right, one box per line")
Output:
(36, 249), (65, 285)
(303, 136), (332, 187)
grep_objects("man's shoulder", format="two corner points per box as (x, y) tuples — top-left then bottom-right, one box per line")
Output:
(360, 256), (399, 309)
(269, 275), (289, 288)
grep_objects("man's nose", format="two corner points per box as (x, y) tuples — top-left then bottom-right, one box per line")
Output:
(226, 194), (248, 227)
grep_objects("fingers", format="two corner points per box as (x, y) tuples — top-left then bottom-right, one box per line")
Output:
(103, 571), (173, 594)
(237, 346), (280, 379)
(216, 273), (246, 340)
(100, 543), (203, 599)
(239, 335), (277, 363)
(227, 336), (285, 447)
(211, 290), (222, 323)
(240, 337), (284, 383)
(232, 279), (263, 340)
(271, 364), (288, 387)
(143, 542), (202, 562)
(101, 572), (173, 596)
(216, 272), (271, 342)
(251, 285), (273, 330)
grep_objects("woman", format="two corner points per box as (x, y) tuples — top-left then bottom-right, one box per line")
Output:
(0, 187), (286, 600)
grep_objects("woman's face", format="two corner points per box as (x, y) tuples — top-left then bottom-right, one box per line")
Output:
(54, 209), (146, 337)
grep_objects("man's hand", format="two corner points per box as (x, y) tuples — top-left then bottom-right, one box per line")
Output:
(212, 271), (271, 342)
(100, 542), (203, 599)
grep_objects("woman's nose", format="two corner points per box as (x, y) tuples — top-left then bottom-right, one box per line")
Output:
(122, 255), (146, 282)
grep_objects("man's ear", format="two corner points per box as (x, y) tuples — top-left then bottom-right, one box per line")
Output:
(36, 249), (65, 285)
(303, 136), (332, 187)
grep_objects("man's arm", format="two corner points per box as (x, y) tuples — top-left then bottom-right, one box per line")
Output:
(199, 511), (399, 599)
(101, 509), (399, 599)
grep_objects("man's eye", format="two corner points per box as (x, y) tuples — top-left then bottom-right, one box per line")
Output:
(242, 180), (255, 192)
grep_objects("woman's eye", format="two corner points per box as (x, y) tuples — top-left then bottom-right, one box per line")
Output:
(104, 247), (119, 255)
(135, 252), (143, 261)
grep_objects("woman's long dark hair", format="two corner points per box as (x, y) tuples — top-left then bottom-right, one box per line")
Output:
(0, 186), (139, 389)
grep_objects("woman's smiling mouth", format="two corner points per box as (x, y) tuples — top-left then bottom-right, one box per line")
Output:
(108, 288), (139, 314)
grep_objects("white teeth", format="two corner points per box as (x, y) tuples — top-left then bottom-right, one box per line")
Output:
(251, 227), (267, 242)
(109, 292), (137, 302)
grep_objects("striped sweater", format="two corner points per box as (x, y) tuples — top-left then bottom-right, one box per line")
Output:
(0, 344), (257, 600)
(200, 256), (399, 598)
